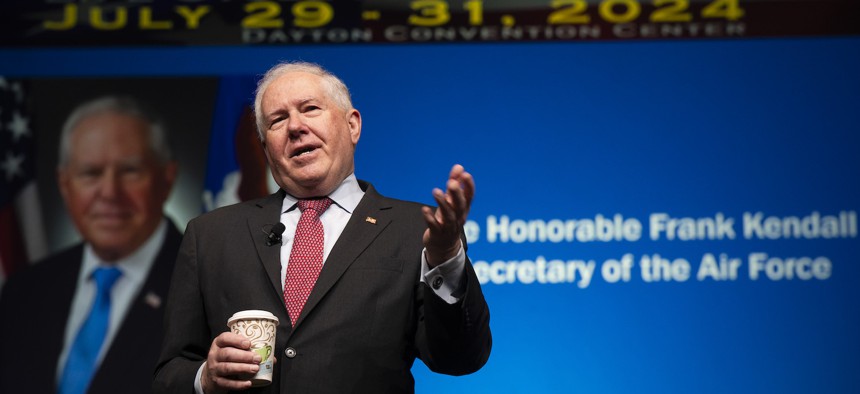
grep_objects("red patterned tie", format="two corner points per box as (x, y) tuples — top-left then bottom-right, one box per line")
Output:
(284, 198), (333, 326)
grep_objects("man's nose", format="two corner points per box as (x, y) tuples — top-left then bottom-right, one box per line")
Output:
(286, 115), (307, 138)
(97, 171), (121, 199)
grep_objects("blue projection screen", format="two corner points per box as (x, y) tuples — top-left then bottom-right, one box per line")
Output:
(2, 34), (858, 393)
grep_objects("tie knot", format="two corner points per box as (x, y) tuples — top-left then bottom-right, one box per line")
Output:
(297, 197), (333, 214)
(92, 267), (122, 292)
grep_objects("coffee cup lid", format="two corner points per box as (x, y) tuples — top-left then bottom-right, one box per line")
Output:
(227, 310), (280, 328)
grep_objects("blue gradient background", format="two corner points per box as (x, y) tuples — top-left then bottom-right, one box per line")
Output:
(3, 37), (858, 393)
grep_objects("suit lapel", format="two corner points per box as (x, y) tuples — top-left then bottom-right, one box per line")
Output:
(293, 183), (392, 329)
(247, 190), (288, 309)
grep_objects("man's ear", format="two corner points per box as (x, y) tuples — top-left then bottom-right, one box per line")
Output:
(347, 109), (361, 145)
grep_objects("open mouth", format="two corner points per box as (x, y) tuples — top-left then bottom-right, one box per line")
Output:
(291, 146), (317, 158)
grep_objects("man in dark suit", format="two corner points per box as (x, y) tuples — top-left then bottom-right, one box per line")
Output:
(153, 61), (491, 393)
(0, 96), (181, 394)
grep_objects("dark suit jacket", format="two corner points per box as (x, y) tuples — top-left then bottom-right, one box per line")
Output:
(153, 182), (491, 393)
(0, 221), (183, 394)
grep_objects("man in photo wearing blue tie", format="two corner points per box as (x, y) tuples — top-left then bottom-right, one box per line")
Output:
(153, 62), (492, 393)
(0, 96), (183, 394)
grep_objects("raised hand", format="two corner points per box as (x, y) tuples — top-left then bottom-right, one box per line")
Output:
(421, 164), (475, 267)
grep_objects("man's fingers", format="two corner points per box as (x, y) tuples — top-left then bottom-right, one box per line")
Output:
(457, 170), (475, 207)
(213, 346), (261, 364)
(204, 332), (261, 391)
(422, 205), (442, 232)
(210, 333), (258, 365)
(422, 164), (475, 266)
(210, 358), (259, 376)
(430, 168), (472, 230)
(446, 179), (468, 217)
(448, 164), (465, 180)
(446, 165), (474, 223)
(432, 188), (458, 226)
(214, 332), (251, 350)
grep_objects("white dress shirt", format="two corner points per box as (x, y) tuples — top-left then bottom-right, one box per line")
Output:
(56, 219), (168, 382)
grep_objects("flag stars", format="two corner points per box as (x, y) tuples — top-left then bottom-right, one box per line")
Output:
(7, 112), (30, 142)
(2, 151), (24, 182)
(10, 82), (23, 102)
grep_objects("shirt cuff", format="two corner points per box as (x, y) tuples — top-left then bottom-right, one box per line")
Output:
(420, 244), (466, 304)
(194, 362), (205, 394)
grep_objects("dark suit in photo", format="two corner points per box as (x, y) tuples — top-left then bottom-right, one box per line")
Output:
(0, 222), (183, 394)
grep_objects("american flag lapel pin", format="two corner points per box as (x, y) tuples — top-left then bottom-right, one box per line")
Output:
(365, 216), (377, 224)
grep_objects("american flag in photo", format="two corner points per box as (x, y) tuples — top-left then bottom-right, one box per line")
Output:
(0, 77), (46, 286)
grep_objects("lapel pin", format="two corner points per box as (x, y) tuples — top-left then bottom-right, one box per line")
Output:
(365, 216), (377, 224)
(144, 291), (162, 309)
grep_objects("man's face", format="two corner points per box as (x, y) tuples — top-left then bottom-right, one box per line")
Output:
(260, 71), (361, 198)
(58, 112), (176, 262)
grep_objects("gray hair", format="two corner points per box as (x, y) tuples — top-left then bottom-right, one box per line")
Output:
(253, 61), (353, 142)
(58, 96), (172, 167)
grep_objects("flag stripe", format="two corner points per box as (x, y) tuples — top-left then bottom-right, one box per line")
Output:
(15, 181), (47, 263)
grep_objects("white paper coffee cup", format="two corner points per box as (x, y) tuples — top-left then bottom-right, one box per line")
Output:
(227, 310), (279, 387)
